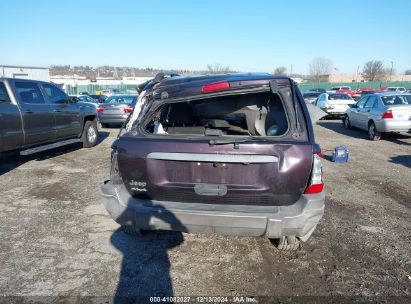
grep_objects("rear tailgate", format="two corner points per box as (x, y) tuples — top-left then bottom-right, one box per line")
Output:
(117, 136), (313, 206)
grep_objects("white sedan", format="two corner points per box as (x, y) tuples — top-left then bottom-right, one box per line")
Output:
(315, 93), (356, 117)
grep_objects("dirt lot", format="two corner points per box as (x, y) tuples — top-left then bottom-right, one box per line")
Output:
(0, 121), (410, 301)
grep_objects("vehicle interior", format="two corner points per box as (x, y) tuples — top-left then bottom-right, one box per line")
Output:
(145, 91), (289, 137)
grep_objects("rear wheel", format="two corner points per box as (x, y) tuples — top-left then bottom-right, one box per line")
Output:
(343, 115), (351, 129)
(274, 236), (301, 251)
(368, 121), (381, 141)
(82, 120), (98, 148)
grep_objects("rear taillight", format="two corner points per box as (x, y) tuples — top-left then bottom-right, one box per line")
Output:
(202, 81), (230, 93)
(123, 106), (133, 113)
(97, 107), (104, 113)
(382, 111), (393, 119)
(304, 153), (324, 194)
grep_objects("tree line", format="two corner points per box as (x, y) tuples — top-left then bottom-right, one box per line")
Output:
(273, 58), (410, 82)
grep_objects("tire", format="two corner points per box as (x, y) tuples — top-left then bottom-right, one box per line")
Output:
(122, 224), (141, 235)
(82, 120), (99, 148)
(275, 236), (301, 251)
(368, 121), (381, 141)
(343, 115), (351, 129)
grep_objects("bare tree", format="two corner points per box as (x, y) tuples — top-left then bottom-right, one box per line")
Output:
(206, 63), (231, 74)
(273, 66), (287, 76)
(362, 60), (387, 81)
(308, 57), (332, 82)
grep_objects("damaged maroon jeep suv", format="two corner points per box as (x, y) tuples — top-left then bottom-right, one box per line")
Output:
(101, 73), (325, 250)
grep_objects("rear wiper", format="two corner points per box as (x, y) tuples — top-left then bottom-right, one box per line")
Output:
(208, 138), (249, 148)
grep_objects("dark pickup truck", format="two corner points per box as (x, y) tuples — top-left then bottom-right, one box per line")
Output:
(0, 78), (99, 155)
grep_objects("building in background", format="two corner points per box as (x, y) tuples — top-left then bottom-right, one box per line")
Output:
(0, 65), (50, 81)
(50, 75), (152, 94)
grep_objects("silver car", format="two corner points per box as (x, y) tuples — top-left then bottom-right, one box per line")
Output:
(343, 93), (411, 140)
(97, 95), (137, 127)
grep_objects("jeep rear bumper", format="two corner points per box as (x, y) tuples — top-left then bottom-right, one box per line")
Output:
(101, 180), (325, 240)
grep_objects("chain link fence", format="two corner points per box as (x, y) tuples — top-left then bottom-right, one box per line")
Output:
(66, 84), (139, 95)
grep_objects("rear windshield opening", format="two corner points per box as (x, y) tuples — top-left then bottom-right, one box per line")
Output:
(145, 91), (289, 137)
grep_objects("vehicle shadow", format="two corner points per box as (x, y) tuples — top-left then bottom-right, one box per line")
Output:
(317, 121), (369, 140)
(110, 201), (185, 303)
(383, 133), (411, 146)
(0, 131), (110, 176)
(97, 130), (110, 144)
(389, 155), (411, 168)
(318, 121), (411, 146)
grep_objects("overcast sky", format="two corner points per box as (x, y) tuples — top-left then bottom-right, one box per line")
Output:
(1, 0), (410, 74)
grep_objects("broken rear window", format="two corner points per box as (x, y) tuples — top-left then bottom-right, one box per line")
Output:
(145, 91), (289, 137)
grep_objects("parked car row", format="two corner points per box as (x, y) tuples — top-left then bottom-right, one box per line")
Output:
(303, 86), (410, 104)
(303, 86), (411, 141)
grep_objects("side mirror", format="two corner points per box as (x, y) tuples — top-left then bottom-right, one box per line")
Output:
(350, 104), (357, 108)
(70, 96), (79, 103)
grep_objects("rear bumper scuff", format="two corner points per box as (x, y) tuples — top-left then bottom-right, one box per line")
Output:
(101, 180), (325, 240)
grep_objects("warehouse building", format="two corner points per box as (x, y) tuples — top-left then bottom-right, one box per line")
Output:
(0, 64), (50, 81)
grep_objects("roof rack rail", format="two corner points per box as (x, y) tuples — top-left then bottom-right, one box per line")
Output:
(152, 72), (180, 84)
(136, 72), (180, 94)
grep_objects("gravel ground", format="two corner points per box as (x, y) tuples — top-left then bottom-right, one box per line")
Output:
(0, 121), (410, 301)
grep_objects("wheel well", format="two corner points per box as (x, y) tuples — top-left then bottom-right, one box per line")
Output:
(82, 115), (97, 133)
(84, 115), (96, 124)
(368, 119), (375, 127)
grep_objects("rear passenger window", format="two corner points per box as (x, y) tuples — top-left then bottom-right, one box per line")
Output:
(0, 82), (11, 103)
(356, 97), (368, 108)
(15, 82), (45, 104)
(42, 83), (68, 103)
(364, 97), (377, 108)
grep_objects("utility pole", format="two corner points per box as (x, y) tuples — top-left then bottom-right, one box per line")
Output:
(390, 61), (393, 81)
(290, 65), (293, 77)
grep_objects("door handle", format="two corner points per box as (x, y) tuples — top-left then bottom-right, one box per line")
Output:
(367, 110), (371, 112)
(24, 110), (33, 114)
(53, 109), (62, 113)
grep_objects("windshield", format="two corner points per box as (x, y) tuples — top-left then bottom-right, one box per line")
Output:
(381, 95), (411, 105)
(78, 96), (96, 103)
(104, 95), (137, 105)
(328, 94), (352, 100)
